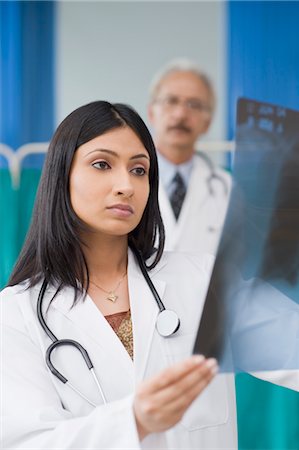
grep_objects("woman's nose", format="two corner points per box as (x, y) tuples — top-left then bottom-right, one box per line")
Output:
(113, 172), (134, 198)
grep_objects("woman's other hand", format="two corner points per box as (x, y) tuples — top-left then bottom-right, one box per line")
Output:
(133, 355), (218, 440)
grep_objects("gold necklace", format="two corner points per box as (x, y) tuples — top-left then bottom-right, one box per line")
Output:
(90, 272), (127, 303)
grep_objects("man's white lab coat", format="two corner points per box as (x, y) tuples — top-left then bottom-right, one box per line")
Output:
(159, 154), (231, 254)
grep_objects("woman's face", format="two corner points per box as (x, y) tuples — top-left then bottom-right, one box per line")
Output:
(69, 126), (150, 239)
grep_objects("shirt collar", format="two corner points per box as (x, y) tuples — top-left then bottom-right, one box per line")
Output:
(157, 151), (194, 190)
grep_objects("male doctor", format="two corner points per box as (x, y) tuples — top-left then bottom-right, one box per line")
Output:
(148, 59), (231, 254)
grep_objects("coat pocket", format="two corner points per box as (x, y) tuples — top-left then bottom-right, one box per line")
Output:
(163, 333), (229, 431)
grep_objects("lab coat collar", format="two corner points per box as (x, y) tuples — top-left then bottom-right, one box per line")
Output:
(128, 249), (166, 381)
(157, 151), (194, 191)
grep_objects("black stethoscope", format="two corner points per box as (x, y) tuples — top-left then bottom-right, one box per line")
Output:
(37, 248), (180, 406)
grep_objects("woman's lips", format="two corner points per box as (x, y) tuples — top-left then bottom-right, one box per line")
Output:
(107, 204), (134, 217)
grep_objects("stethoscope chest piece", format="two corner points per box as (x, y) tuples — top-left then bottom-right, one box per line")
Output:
(156, 309), (180, 337)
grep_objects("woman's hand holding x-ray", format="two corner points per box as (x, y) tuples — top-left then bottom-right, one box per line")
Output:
(133, 355), (218, 440)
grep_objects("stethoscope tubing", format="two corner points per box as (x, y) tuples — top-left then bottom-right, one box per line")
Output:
(37, 249), (180, 406)
(133, 247), (166, 312)
(37, 279), (108, 404)
(197, 151), (229, 197)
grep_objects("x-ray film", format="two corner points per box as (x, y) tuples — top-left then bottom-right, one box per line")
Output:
(193, 98), (299, 373)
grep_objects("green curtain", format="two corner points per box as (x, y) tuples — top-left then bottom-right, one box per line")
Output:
(0, 168), (41, 288)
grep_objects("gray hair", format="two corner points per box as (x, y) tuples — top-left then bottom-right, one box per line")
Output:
(149, 58), (216, 113)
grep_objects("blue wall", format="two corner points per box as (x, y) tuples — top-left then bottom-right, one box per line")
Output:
(0, 1), (55, 152)
(227, 0), (299, 139)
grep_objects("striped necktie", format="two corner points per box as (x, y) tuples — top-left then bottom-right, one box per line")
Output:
(170, 172), (186, 220)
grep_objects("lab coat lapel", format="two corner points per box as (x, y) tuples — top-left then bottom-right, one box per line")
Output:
(178, 158), (210, 228)
(127, 250), (166, 383)
(159, 183), (177, 233)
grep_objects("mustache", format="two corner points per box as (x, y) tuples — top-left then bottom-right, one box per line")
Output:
(168, 123), (191, 133)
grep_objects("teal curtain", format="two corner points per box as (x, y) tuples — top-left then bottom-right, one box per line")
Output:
(0, 170), (19, 287)
(236, 374), (299, 450)
(0, 169), (42, 288)
(227, 2), (299, 448)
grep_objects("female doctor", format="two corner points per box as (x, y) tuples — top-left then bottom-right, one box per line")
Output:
(0, 101), (218, 449)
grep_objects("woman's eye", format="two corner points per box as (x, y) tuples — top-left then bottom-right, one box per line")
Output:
(131, 167), (146, 176)
(92, 161), (110, 170)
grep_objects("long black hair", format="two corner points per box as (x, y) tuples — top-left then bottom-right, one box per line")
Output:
(8, 101), (165, 300)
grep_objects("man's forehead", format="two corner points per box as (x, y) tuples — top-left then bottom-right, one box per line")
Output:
(156, 71), (211, 98)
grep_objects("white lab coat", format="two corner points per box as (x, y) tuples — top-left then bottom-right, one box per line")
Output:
(1, 250), (238, 450)
(159, 154), (232, 254)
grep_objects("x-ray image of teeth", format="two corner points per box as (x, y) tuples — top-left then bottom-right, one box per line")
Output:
(193, 98), (299, 373)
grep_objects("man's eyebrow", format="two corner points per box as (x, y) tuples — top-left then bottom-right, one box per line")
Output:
(84, 149), (150, 161)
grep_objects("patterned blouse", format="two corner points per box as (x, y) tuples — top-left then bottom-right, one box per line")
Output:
(105, 310), (133, 360)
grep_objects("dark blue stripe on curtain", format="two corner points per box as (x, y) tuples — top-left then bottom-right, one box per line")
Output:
(226, 2), (299, 449)
(227, 0), (299, 140)
(0, 1), (22, 153)
(0, 0), (55, 161)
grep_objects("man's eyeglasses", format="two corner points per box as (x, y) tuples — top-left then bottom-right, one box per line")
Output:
(154, 96), (212, 114)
